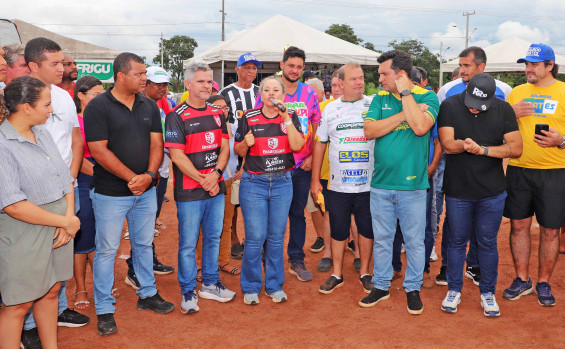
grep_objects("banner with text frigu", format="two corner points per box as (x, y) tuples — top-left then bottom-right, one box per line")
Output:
(77, 61), (114, 83)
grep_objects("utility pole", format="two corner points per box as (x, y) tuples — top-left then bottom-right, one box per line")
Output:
(160, 32), (164, 67)
(463, 11), (476, 48)
(438, 42), (450, 87)
(219, 0), (227, 88)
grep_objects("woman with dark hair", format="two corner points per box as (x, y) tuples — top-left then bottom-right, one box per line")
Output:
(234, 76), (304, 305)
(0, 76), (80, 348)
(72, 75), (106, 309)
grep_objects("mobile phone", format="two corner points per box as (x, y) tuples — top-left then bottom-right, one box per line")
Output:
(535, 124), (549, 136)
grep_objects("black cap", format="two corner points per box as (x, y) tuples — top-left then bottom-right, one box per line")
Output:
(302, 70), (319, 80)
(464, 73), (496, 111)
(410, 67), (422, 84)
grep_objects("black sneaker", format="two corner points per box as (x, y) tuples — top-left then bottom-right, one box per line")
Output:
(231, 243), (244, 259)
(137, 292), (175, 314)
(319, 275), (344, 294)
(406, 290), (424, 315)
(317, 257), (333, 272)
(436, 266), (447, 286)
(347, 240), (356, 254)
(163, 196), (169, 202)
(125, 269), (140, 290)
(359, 275), (373, 294)
(97, 313), (117, 336)
(353, 258), (361, 273)
(57, 308), (90, 327)
(21, 327), (42, 349)
(465, 266), (480, 286)
(153, 256), (175, 275)
(310, 237), (325, 253)
(359, 288), (390, 308)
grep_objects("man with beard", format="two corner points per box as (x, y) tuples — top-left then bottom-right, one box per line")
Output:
(57, 53), (78, 97)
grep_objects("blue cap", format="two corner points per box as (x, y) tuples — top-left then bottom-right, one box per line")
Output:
(517, 43), (555, 63)
(237, 53), (262, 67)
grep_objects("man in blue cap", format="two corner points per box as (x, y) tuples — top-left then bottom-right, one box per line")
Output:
(219, 53), (262, 259)
(503, 43), (565, 307)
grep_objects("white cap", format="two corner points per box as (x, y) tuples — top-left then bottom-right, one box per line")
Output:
(146, 66), (170, 83)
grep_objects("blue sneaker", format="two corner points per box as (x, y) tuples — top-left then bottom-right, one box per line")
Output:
(441, 290), (461, 313)
(535, 282), (556, 307)
(480, 292), (500, 317)
(502, 277), (533, 300)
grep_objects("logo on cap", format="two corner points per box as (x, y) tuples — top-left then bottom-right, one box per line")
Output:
(472, 87), (488, 98)
(527, 46), (542, 57)
(481, 105), (487, 111)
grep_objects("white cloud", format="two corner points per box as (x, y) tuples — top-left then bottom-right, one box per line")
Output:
(495, 21), (550, 43)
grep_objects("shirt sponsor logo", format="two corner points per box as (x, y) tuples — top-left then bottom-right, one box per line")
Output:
(336, 122), (364, 131)
(249, 118), (260, 123)
(265, 157), (284, 168)
(213, 114), (221, 127)
(205, 131), (215, 144)
(339, 136), (367, 144)
(205, 152), (218, 164)
(189, 122), (200, 127)
(406, 176), (417, 181)
(166, 130), (179, 138)
(340, 169), (368, 185)
(382, 104), (392, 111)
(339, 151), (369, 163)
(524, 97), (558, 115)
(280, 122), (288, 134)
(268, 138), (279, 149)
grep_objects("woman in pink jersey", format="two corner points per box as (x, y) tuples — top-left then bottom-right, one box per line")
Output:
(234, 76), (304, 305)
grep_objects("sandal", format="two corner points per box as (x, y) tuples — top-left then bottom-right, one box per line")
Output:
(155, 220), (167, 230)
(219, 263), (241, 276)
(73, 291), (90, 310)
(111, 287), (120, 298)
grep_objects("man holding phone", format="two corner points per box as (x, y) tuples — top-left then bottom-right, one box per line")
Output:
(503, 43), (565, 307)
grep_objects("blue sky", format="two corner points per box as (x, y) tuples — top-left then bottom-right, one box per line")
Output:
(6, 0), (565, 61)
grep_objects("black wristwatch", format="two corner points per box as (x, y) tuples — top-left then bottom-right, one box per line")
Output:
(145, 171), (156, 180)
(400, 89), (411, 98)
(212, 168), (223, 178)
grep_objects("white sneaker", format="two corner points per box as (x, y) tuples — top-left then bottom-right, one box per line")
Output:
(480, 292), (500, 317)
(244, 293), (260, 305)
(430, 246), (438, 262)
(265, 290), (288, 303)
(180, 290), (199, 314)
(401, 244), (406, 253)
(198, 282), (236, 302)
(441, 290), (461, 313)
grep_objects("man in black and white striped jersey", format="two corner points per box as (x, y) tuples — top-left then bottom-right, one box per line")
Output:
(219, 52), (261, 258)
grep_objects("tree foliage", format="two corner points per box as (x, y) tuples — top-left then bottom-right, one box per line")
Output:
(153, 35), (198, 91)
(325, 24), (363, 45)
(388, 39), (441, 88)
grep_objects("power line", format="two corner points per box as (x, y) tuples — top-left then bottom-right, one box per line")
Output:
(31, 21), (252, 27)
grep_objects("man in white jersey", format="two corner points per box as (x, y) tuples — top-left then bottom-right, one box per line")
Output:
(311, 62), (375, 295)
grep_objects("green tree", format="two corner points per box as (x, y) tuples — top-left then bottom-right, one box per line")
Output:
(325, 24), (363, 45)
(153, 35), (198, 91)
(388, 39), (441, 88)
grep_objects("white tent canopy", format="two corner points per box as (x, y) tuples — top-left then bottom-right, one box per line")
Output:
(185, 14), (380, 67)
(441, 37), (565, 73)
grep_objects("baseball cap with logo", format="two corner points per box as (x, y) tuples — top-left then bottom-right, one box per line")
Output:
(517, 43), (555, 63)
(237, 53), (262, 67)
(146, 66), (170, 83)
(464, 73), (496, 112)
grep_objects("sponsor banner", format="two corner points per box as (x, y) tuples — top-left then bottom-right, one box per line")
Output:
(77, 60), (114, 83)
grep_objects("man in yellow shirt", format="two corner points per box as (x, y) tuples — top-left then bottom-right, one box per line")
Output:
(503, 44), (565, 307)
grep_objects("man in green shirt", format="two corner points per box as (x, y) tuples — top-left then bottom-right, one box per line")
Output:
(359, 50), (439, 315)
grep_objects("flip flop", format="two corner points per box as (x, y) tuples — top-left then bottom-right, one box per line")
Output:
(220, 264), (241, 276)
(111, 288), (120, 298)
(73, 291), (90, 310)
(196, 269), (203, 282)
(559, 251), (565, 255)
(155, 221), (167, 229)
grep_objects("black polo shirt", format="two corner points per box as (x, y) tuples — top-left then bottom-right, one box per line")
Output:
(438, 92), (519, 200)
(84, 88), (163, 196)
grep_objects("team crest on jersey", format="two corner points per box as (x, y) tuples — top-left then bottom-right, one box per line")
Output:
(213, 114), (222, 127)
(268, 138), (279, 149)
(280, 122), (288, 134)
(205, 131), (215, 144)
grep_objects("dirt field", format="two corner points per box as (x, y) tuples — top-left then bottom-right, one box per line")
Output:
(59, 181), (565, 349)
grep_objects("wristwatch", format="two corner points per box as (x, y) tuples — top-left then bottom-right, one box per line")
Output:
(145, 171), (156, 180)
(558, 136), (565, 149)
(212, 168), (223, 178)
(400, 89), (411, 98)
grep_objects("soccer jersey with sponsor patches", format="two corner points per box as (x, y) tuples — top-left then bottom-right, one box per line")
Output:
(317, 96), (374, 193)
(508, 80), (565, 169)
(220, 83), (259, 124)
(256, 81), (321, 167)
(234, 108), (302, 174)
(164, 102), (228, 202)
(364, 86), (439, 190)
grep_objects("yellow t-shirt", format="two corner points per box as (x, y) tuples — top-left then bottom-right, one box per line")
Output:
(318, 98), (334, 181)
(179, 91), (189, 104)
(508, 80), (565, 169)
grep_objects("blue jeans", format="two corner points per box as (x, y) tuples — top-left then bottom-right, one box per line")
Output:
(239, 172), (293, 294)
(176, 194), (224, 294)
(432, 154), (446, 230)
(24, 187), (80, 329)
(91, 188), (157, 315)
(370, 188), (426, 292)
(287, 167), (311, 264)
(445, 192), (507, 294)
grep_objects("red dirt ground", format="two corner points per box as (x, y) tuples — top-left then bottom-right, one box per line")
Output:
(58, 180), (565, 349)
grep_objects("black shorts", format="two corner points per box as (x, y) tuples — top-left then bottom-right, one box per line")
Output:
(504, 166), (565, 229)
(325, 190), (373, 241)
